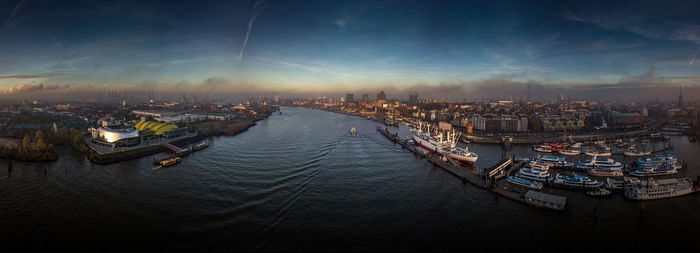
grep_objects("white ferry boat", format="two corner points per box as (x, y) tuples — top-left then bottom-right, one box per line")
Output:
(558, 149), (581, 156)
(624, 177), (698, 200)
(636, 154), (682, 170)
(535, 155), (573, 168)
(588, 168), (624, 177)
(516, 167), (553, 183)
(629, 166), (678, 177)
(584, 151), (612, 157)
(527, 161), (551, 170)
(553, 173), (603, 189)
(507, 176), (543, 190)
(575, 156), (623, 170)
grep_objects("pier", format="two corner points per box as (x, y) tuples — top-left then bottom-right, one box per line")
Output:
(377, 126), (566, 211)
(161, 143), (189, 156)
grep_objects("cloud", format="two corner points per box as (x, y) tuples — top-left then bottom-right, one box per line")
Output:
(2, 0), (29, 29)
(238, 0), (266, 60)
(0, 73), (64, 79)
(255, 56), (351, 76)
(3, 82), (70, 94)
(332, 19), (347, 28)
(563, 10), (700, 44)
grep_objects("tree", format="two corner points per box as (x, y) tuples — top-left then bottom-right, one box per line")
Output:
(35, 136), (47, 151)
(20, 134), (31, 153)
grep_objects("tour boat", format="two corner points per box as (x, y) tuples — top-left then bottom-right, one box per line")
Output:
(624, 177), (698, 200)
(516, 167), (553, 183)
(535, 155), (573, 168)
(575, 156), (623, 170)
(636, 154), (682, 170)
(527, 161), (551, 170)
(553, 173), (603, 189)
(588, 168), (624, 177)
(506, 176), (543, 190)
(629, 166), (678, 177)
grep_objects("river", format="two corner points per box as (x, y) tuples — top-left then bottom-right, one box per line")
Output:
(1, 106), (699, 251)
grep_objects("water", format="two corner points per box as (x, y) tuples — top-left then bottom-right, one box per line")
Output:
(1, 107), (699, 251)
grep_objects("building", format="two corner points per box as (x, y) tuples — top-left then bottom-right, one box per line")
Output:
(377, 91), (386, 101)
(345, 93), (354, 103)
(361, 94), (369, 102)
(408, 91), (418, 105)
(609, 112), (643, 126)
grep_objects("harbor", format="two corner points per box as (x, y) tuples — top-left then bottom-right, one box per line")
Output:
(377, 126), (569, 211)
(376, 120), (700, 211)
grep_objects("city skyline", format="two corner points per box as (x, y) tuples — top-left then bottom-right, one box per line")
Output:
(0, 0), (699, 100)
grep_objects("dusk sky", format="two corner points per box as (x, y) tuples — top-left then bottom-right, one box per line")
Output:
(0, 0), (698, 100)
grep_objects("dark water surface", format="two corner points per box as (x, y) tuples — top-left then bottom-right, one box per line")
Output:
(1, 107), (699, 251)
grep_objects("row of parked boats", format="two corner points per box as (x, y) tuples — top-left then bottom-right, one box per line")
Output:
(506, 153), (698, 200)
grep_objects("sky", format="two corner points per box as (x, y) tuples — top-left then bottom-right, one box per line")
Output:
(0, 0), (698, 101)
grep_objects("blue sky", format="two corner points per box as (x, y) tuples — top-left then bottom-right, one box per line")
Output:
(0, 0), (698, 99)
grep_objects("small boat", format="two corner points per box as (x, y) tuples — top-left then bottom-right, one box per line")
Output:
(507, 176), (543, 190)
(586, 188), (612, 198)
(624, 149), (651, 157)
(558, 149), (581, 156)
(534, 146), (552, 153)
(584, 151), (612, 157)
(570, 142), (583, 149)
(350, 127), (357, 135)
(193, 142), (209, 151)
(160, 157), (181, 167)
(459, 138), (470, 144)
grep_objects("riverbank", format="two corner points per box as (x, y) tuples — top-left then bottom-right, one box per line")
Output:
(88, 114), (272, 164)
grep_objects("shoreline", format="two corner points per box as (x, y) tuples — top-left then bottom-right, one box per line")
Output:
(294, 105), (657, 144)
(88, 114), (272, 165)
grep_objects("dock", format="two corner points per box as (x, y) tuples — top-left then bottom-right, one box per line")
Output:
(377, 126), (567, 211)
(161, 143), (190, 156)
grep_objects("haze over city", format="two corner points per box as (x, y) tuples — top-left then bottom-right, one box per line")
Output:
(0, 0), (698, 101)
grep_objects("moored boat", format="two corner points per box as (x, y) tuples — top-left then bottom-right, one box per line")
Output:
(558, 149), (581, 156)
(586, 188), (612, 198)
(516, 167), (553, 183)
(629, 166), (678, 177)
(588, 168), (624, 177)
(624, 177), (698, 200)
(160, 157), (181, 167)
(584, 151), (612, 157)
(553, 173), (603, 189)
(507, 176), (543, 190)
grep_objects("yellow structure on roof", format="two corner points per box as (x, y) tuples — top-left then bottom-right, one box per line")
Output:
(133, 120), (178, 135)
